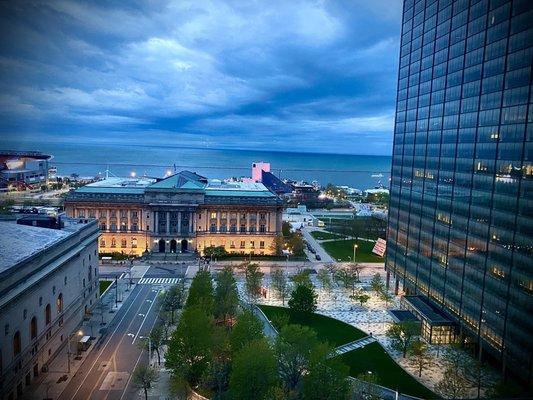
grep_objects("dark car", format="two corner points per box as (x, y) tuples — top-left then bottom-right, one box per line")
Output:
(315, 254), (321, 261)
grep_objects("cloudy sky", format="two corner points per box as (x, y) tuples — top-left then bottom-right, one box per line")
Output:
(0, 0), (402, 155)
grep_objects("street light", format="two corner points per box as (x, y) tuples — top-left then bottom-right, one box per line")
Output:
(353, 243), (358, 263)
(67, 329), (84, 373)
(139, 336), (152, 365)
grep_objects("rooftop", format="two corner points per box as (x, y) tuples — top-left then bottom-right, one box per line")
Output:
(74, 176), (156, 195)
(205, 180), (276, 198)
(403, 295), (455, 325)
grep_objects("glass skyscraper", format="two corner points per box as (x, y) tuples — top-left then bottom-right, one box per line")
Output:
(386, 0), (532, 382)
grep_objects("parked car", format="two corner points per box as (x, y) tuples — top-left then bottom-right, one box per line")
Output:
(315, 254), (321, 261)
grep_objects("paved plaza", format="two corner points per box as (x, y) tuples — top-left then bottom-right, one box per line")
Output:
(235, 264), (499, 399)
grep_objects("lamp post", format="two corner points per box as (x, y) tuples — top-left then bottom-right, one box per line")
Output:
(140, 336), (152, 366)
(67, 329), (84, 373)
(353, 243), (358, 263)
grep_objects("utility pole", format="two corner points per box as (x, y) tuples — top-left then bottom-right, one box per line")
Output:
(115, 275), (118, 308)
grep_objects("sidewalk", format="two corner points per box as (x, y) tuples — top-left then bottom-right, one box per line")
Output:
(28, 278), (137, 400)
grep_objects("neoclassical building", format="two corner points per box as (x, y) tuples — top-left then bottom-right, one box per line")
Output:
(0, 217), (99, 400)
(64, 171), (283, 256)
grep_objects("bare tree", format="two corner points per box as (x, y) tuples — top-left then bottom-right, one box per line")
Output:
(408, 338), (432, 377)
(271, 268), (291, 305)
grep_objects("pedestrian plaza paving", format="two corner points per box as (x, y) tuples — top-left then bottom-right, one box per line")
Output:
(236, 266), (499, 399)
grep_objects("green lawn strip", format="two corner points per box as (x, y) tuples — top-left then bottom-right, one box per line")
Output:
(339, 342), (438, 399)
(258, 305), (366, 346)
(321, 239), (383, 262)
(310, 230), (346, 241)
(99, 280), (113, 296)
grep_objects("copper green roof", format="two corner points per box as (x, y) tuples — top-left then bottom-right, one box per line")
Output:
(147, 171), (207, 190)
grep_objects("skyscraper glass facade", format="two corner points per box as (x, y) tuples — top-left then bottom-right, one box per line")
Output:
(386, 0), (532, 381)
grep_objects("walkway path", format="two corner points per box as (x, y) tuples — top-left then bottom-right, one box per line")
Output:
(251, 304), (278, 339)
(333, 335), (377, 356)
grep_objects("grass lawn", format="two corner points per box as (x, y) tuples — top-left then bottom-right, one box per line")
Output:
(258, 305), (366, 346)
(339, 342), (438, 399)
(322, 239), (383, 262)
(310, 230), (346, 240)
(99, 280), (113, 296)
(258, 305), (436, 399)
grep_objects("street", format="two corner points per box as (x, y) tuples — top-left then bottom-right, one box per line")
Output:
(57, 281), (162, 400)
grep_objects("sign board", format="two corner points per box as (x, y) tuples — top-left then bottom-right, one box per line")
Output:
(372, 238), (387, 257)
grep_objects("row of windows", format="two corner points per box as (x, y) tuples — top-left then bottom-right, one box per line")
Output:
(208, 224), (267, 233)
(102, 223), (140, 232)
(78, 209), (140, 219)
(101, 237), (138, 248)
(209, 212), (267, 220)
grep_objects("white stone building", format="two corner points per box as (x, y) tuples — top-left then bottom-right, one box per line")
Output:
(0, 217), (99, 400)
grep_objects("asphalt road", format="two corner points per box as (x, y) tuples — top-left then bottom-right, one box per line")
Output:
(57, 283), (162, 400)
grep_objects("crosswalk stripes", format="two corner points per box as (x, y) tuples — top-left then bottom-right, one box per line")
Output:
(138, 277), (181, 285)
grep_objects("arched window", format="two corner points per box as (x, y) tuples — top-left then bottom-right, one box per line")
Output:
(111, 237), (117, 248)
(30, 317), (37, 340)
(56, 293), (63, 314)
(121, 238), (127, 248)
(13, 331), (21, 357)
(45, 304), (51, 325)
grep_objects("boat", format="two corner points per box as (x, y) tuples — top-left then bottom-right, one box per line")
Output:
(371, 173), (383, 178)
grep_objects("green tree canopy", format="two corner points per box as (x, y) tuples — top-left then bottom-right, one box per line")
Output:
(230, 310), (264, 354)
(301, 343), (351, 400)
(244, 263), (264, 303)
(214, 266), (239, 324)
(275, 324), (319, 393)
(288, 284), (317, 313)
(165, 305), (214, 386)
(228, 338), (279, 400)
(132, 364), (159, 400)
(386, 320), (420, 358)
(271, 268), (291, 305)
(186, 269), (214, 314)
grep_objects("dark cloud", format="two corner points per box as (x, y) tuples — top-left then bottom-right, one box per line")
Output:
(0, 0), (401, 155)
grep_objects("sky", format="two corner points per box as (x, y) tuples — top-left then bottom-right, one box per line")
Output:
(0, 0), (402, 155)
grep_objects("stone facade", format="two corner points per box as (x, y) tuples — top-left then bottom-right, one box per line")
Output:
(65, 171), (283, 257)
(0, 218), (99, 400)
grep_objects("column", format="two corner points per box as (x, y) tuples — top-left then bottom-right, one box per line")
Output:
(189, 211), (194, 233)
(155, 211), (159, 234)
(256, 212), (260, 232)
(178, 211), (182, 235)
(216, 211), (221, 232)
(237, 212), (241, 234)
(246, 211), (250, 232)
(166, 211), (170, 234)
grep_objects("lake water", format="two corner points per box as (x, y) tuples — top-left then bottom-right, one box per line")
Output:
(1, 140), (391, 190)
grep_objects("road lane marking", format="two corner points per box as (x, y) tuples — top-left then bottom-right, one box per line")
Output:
(138, 277), (181, 284)
(132, 288), (161, 344)
(67, 285), (146, 400)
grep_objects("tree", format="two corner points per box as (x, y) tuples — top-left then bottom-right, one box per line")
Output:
(141, 325), (165, 365)
(286, 233), (305, 256)
(270, 234), (285, 256)
(230, 310), (264, 354)
(214, 266), (239, 324)
(379, 289), (394, 307)
(301, 343), (351, 400)
(351, 288), (370, 307)
(334, 268), (358, 295)
(288, 284), (317, 313)
(316, 269), (332, 293)
(228, 338), (279, 400)
(386, 320), (420, 358)
(132, 364), (159, 400)
(463, 357), (493, 399)
(370, 273), (384, 295)
(163, 280), (186, 324)
(204, 245), (228, 259)
(275, 324), (318, 393)
(244, 263), (263, 303)
(165, 306), (214, 386)
(271, 269), (291, 305)
(408, 338), (431, 377)
(435, 367), (469, 399)
(282, 221), (292, 236)
(291, 270), (313, 289)
(185, 269), (214, 314)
